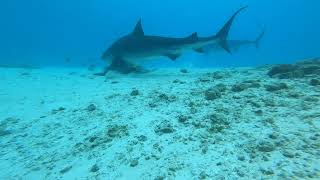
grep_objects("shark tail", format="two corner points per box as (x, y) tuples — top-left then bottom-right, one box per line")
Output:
(255, 26), (266, 49)
(215, 6), (248, 54)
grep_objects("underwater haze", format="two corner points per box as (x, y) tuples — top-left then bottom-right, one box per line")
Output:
(1, 0), (320, 179)
(1, 0), (319, 67)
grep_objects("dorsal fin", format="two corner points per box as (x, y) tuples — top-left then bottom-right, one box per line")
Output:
(186, 32), (198, 40)
(132, 19), (144, 36)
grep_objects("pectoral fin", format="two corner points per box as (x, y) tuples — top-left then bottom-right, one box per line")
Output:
(165, 53), (181, 61)
(193, 47), (205, 53)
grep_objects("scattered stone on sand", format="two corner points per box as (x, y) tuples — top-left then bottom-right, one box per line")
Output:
(264, 83), (288, 92)
(0, 119), (11, 136)
(198, 78), (211, 83)
(130, 89), (140, 96)
(158, 93), (170, 101)
(60, 165), (72, 174)
(130, 158), (139, 167)
(199, 171), (208, 179)
(154, 175), (165, 180)
(237, 155), (246, 161)
(177, 115), (189, 123)
(204, 87), (221, 100)
(264, 118), (275, 125)
(310, 79), (320, 86)
(236, 168), (245, 177)
(86, 104), (97, 112)
(51, 107), (66, 114)
(282, 150), (295, 158)
(172, 79), (185, 84)
(1, 117), (18, 126)
(263, 98), (276, 107)
(180, 69), (188, 73)
(0, 128), (11, 136)
(231, 83), (247, 92)
(89, 136), (98, 143)
(254, 110), (263, 116)
(215, 83), (227, 92)
(267, 58), (320, 78)
(137, 135), (147, 142)
(90, 164), (99, 172)
(260, 167), (274, 175)
(152, 92), (177, 103)
(201, 145), (208, 154)
(268, 132), (279, 140)
(248, 100), (262, 108)
(155, 121), (175, 135)
(58, 107), (66, 111)
(212, 71), (225, 79)
(257, 140), (276, 152)
(75, 134), (112, 152)
(287, 91), (301, 98)
(231, 80), (261, 92)
(303, 96), (319, 103)
(243, 80), (261, 88)
(206, 114), (230, 133)
(106, 125), (129, 138)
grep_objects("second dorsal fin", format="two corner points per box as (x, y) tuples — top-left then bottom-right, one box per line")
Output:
(186, 32), (198, 40)
(132, 19), (144, 36)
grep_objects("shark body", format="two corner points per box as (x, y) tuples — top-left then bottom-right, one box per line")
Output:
(96, 7), (247, 75)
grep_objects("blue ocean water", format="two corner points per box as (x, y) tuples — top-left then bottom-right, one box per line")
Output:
(1, 1), (320, 179)
(1, 0), (319, 67)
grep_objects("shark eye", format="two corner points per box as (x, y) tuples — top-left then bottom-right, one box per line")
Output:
(102, 51), (113, 60)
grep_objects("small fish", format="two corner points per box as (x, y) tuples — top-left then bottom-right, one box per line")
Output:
(65, 57), (71, 63)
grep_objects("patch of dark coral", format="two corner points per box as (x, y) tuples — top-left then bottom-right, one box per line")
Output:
(264, 83), (288, 92)
(191, 113), (230, 133)
(267, 58), (320, 79)
(231, 80), (261, 92)
(204, 83), (227, 100)
(154, 121), (175, 135)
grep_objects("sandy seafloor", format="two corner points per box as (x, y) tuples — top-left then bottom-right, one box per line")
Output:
(0, 65), (319, 180)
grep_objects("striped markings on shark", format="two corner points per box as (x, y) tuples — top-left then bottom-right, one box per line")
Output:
(96, 6), (248, 75)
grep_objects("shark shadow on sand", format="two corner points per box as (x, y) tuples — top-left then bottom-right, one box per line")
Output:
(95, 6), (248, 76)
(94, 59), (152, 75)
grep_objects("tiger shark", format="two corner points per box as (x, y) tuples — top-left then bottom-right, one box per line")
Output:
(96, 6), (247, 75)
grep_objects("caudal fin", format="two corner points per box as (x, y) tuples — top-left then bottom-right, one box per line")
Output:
(216, 6), (248, 54)
(255, 26), (266, 49)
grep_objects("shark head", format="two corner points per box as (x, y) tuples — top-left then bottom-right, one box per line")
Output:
(101, 36), (128, 61)
(101, 48), (113, 62)
(101, 19), (145, 62)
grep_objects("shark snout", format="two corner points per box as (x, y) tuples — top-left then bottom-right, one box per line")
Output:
(101, 51), (113, 61)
